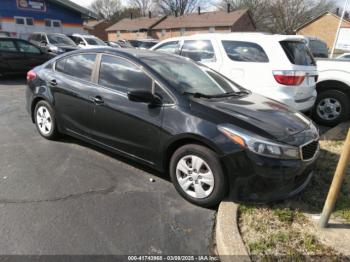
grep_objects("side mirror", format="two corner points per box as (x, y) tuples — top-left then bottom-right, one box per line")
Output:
(127, 90), (161, 104)
(40, 40), (47, 45)
(79, 41), (86, 46)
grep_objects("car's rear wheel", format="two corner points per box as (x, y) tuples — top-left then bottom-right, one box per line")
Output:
(169, 144), (227, 207)
(34, 100), (59, 140)
(312, 90), (349, 126)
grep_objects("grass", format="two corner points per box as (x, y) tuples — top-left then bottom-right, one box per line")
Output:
(238, 124), (350, 259)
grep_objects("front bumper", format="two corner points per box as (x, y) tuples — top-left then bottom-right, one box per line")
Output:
(222, 149), (318, 202)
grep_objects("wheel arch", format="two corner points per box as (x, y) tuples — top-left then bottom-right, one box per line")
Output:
(30, 96), (49, 123)
(316, 80), (350, 98)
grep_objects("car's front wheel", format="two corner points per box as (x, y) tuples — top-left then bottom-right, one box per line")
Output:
(34, 100), (59, 140)
(169, 144), (227, 207)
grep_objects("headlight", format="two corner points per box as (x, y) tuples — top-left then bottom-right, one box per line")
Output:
(218, 125), (300, 159)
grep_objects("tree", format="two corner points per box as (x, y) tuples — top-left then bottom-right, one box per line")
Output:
(90, 0), (123, 20)
(155, 0), (211, 16)
(128, 0), (154, 17)
(217, 0), (334, 34)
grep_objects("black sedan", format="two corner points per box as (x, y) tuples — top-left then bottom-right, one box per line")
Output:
(0, 37), (53, 77)
(26, 48), (320, 207)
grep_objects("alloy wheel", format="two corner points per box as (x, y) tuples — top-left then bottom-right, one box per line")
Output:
(316, 98), (342, 121)
(176, 155), (215, 199)
(36, 106), (52, 135)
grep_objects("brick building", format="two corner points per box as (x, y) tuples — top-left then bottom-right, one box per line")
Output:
(296, 11), (350, 49)
(106, 15), (166, 41)
(152, 9), (255, 40)
(106, 9), (255, 41)
(84, 19), (113, 41)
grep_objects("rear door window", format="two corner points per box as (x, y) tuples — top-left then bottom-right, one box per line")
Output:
(0, 39), (17, 52)
(16, 40), (41, 54)
(221, 41), (269, 62)
(55, 54), (96, 81)
(181, 40), (216, 62)
(309, 40), (328, 58)
(280, 41), (315, 66)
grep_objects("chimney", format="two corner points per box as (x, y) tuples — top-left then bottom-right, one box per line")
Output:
(227, 3), (231, 13)
(198, 6), (201, 15)
(175, 11), (178, 17)
(149, 11), (152, 18)
(336, 7), (340, 16)
(130, 13), (133, 19)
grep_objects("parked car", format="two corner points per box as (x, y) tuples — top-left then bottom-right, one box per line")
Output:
(129, 39), (159, 49)
(312, 58), (350, 126)
(26, 48), (320, 207)
(105, 41), (121, 48)
(0, 31), (10, 37)
(68, 34), (108, 48)
(300, 36), (329, 58)
(28, 32), (79, 55)
(117, 40), (134, 48)
(336, 53), (350, 60)
(0, 37), (52, 77)
(151, 33), (318, 112)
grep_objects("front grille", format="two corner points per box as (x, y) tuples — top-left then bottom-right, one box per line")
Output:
(301, 140), (319, 160)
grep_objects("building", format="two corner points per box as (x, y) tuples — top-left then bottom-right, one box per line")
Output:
(0, 0), (96, 39)
(296, 11), (350, 49)
(84, 19), (113, 41)
(106, 15), (167, 41)
(151, 9), (256, 40)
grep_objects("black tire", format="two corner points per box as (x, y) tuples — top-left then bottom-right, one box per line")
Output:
(34, 100), (59, 140)
(312, 90), (349, 127)
(169, 144), (227, 207)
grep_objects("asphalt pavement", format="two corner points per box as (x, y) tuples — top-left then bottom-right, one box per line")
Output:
(0, 78), (215, 255)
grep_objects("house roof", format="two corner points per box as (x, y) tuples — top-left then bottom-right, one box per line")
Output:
(50, 0), (97, 19)
(296, 11), (350, 31)
(106, 16), (167, 32)
(84, 19), (110, 30)
(153, 9), (250, 30)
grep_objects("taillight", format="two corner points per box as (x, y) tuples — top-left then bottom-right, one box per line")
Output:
(273, 71), (305, 86)
(27, 70), (37, 82)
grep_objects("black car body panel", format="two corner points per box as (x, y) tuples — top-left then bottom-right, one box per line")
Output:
(26, 48), (320, 202)
(0, 37), (52, 76)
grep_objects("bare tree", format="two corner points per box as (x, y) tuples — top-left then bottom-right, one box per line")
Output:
(90, 0), (123, 20)
(217, 0), (334, 33)
(128, 0), (154, 16)
(155, 0), (211, 15)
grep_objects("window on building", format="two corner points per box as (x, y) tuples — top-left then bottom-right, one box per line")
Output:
(15, 17), (25, 25)
(26, 18), (34, 26)
(98, 55), (152, 93)
(222, 41), (269, 62)
(180, 28), (186, 36)
(0, 39), (17, 52)
(117, 31), (121, 37)
(181, 40), (216, 62)
(209, 27), (215, 33)
(161, 29), (166, 37)
(52, 20), (61, 27)
(55, 54), (96, 81)
(44, 19), (51, 27)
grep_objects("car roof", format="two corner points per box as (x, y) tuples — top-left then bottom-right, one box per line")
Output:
(155, 32), (305, 43)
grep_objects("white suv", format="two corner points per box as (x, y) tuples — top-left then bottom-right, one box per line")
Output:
(151, 33), (318, 112)
(68, 34), (108, 49)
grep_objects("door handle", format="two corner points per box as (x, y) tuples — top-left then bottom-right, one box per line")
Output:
(92, 96), (104, 105)
(49, 79), (57, 86)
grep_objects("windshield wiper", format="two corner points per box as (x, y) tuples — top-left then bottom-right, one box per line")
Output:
(182, 92), (215, 98)
(183, 90), (250, 99)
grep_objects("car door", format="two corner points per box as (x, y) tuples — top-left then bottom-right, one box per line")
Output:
(180, 39), (222, 72)
(0, 38), (26, 73)
(15, 40), (48, 70)
(49, 53), (97, 137)
(90, 54), (164, 165)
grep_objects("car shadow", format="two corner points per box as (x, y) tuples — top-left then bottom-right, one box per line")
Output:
(0, 75), (26, 85)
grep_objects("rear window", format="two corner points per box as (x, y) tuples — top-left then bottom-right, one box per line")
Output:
(222, 41), (269, 62)
(280, 41), (315, 66)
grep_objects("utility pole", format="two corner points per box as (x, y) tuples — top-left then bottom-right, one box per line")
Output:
(331, 0), (349, 58)
(319, 128), (350, 228)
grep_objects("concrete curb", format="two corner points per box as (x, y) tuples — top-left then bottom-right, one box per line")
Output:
(215, 201), (251, 262)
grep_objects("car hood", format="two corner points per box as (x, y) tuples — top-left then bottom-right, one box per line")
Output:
(55, 45), (80, 50)
(191, 93), (313, 145)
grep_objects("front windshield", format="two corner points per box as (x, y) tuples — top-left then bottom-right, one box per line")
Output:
(47, 34), (76, 46)
(85, 37), (106, 46)
(142, 56), (241, 96)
